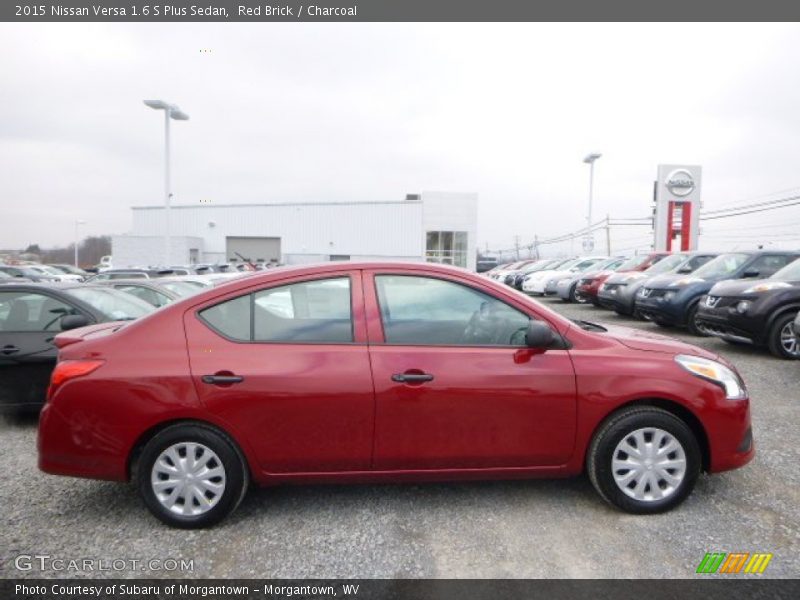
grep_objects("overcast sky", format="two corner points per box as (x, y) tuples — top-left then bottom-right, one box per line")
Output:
(2, 22), (800, 256)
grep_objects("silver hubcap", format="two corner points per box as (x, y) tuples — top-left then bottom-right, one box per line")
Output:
(612, 428), (687, 502)
(151, 442), (226, 516)
(780, 322), (799, 357)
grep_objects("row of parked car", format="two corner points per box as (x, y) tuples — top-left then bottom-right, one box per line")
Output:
(486, 250), (800, 360)
(0, 264), (257, 412)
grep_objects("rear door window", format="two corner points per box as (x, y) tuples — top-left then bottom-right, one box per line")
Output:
(199, 277), (353, 344)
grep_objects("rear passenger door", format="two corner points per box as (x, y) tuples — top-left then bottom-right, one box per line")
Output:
(184, 271), (376, 473)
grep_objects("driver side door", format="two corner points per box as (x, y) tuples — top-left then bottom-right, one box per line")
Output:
(365, 271), (577, 471)
(0, 291), (88, 409)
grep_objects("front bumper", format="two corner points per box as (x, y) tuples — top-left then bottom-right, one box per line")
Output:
(555, 279), (574, 300)
(705, 395), (755, 473)
(695, 298), (766, 344)
(635, 290), (689, 325)
(597, 283), (637, 312)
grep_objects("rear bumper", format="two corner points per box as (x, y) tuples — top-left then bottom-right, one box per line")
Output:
(38, 401), (128, 482)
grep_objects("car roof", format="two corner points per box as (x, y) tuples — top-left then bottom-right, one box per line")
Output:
(0, 282), (108, 292)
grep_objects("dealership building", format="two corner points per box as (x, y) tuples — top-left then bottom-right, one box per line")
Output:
(112, 191), (478, 270)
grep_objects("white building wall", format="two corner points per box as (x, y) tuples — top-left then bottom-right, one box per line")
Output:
(120, 194), (478, 269)
(112, 235), (204, 268)
(131, 201), (424, 261)
(421, 191), (479, 271)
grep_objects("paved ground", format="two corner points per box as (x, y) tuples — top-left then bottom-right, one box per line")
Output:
(1, 297), (798, 579)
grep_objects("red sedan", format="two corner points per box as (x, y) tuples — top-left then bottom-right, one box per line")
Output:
(39, 262), (753, 528)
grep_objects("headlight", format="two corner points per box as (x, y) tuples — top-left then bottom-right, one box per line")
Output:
(743, 281), (791, 293)
(670, 277), (702, 287)
(663, 290), (677, 301)
(674, 354), (747, 400)
(736, 300), (751, 314)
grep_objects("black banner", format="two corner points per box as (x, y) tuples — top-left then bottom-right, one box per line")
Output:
(4, 0), (800, 22)
(3, 579), (800, 600)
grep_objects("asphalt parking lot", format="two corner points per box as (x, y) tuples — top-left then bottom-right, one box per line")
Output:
(1, 297), (798, 579)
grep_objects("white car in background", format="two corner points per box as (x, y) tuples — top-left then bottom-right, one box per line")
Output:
(27, 265), (84, 282)
(522, 256), (608, 295)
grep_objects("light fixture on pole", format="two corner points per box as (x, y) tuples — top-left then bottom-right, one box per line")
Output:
(74, 220), (86, 267)
(582, 152), (602, 252)
(144, 99), (189, 266)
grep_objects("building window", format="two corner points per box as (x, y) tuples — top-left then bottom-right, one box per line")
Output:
(426, 231), (468, 268)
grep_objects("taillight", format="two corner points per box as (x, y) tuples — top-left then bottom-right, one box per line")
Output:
(47, 359), (105, 401)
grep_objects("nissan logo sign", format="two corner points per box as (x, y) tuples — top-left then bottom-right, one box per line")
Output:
(665, 169), (695, 197)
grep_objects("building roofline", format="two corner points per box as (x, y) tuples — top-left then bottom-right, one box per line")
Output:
(132, 200), (423, 210)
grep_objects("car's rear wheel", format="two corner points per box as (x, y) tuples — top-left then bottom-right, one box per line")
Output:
(587, 407), (701, 514)
(138, 424), (248, 528)
(767, 313), (800, 359)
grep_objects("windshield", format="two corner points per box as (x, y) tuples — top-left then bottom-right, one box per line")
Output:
(771, 257), (800, 280)
(159, 281), (204, 297)
(65, 287), (154, 321)
(643, 254), (687, 275)
(544, 257), (575, 271)
(692, 253), (749, 278)
(522, 260), (556, 273)
(617, 254), (654, 271)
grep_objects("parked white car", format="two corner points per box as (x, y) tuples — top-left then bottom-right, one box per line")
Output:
(27, 265), (84, 282)
(522, 256), (607, 295)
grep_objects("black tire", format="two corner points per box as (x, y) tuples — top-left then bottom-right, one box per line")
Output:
(570, 284), (589, 304)
(686, 303), (707, 337)
(587, 407), (701, 514)
(137, 423), (249, 528)
(767, 313), (800, 360)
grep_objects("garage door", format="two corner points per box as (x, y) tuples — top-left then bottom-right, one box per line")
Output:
(226, 237), (281, 264)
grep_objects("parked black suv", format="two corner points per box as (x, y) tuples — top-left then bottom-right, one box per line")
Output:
(635, 251), (800, 335)
(696, 257), (800, 359)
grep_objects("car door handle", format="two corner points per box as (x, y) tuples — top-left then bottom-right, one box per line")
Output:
(201, 374), (244, 385)
(1, 345), (19, 355)
(391, 373), (434, 384)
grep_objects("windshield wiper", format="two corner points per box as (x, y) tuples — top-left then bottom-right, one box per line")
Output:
(571, 319), (608, 332)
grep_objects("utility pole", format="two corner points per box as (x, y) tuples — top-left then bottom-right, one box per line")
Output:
(606, 214), (612, 255)
(514, 235), (521, 260)
(533, 234), (539, 259)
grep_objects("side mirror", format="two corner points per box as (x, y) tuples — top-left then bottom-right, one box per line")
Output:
(742, 269), (760, 278)
(676, 266), (693, 274)
(525, 320), (555, 349)
(60, 314), (90, 331)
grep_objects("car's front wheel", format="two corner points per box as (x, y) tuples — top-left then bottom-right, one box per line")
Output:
(138, 423), (249, 528)
(587, 407), (701, 514)
(767, 313), (800, 359)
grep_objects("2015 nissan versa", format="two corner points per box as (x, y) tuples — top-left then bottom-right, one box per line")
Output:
(38, 263), (754, 528)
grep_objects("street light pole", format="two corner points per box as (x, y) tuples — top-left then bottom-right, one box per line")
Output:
(144, 100), (189, 266)
(582, 152), (602, 252)
(74, 219), (86, 267)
